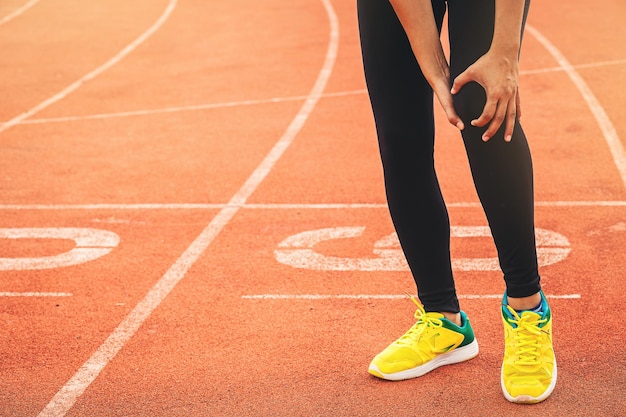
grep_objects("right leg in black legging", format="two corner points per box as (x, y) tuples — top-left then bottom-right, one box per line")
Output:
(357, 0), (459, 313)
(447, 0), (541, 298)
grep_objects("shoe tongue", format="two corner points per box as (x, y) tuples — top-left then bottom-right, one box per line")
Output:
(519, 310), (542, 321)
(517, 310), (547, 329)
(504, 306), (543, 328)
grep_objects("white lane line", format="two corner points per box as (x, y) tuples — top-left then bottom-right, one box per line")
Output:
(5, 57), (626, 127)
(241, 294), (582, 300)
(534, 200), (626, 207)
(0, 0), (178, 135)
(0, 203), (227, 210)
(14, 90), (366, 126)
(527, 25), (626, 191)
(0, 292), (72, 297)
(0, 0), (39, 27)
(1, 200), (626, 211)
(17, 95), (314, 125)
(520, 58), (626, 75)
(36, 1), (339, 416)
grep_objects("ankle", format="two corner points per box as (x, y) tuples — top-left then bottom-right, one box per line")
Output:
(442, 312), (462, 327)
(507, 292), (542, 311)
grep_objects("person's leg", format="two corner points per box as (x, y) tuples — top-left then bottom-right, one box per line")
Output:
(447, 0), (556, 403)
(359, 0), (478, 382)
(358, 0), (459, 315)
(447, 0), (541, 300)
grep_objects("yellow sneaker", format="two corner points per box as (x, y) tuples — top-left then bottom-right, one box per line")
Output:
(368, 297), (479, 381)
(501, 292), (557, 403)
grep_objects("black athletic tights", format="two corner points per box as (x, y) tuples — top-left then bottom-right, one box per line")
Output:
(357, 0), (540, 313)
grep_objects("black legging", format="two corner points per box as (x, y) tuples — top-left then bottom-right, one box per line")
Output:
(357, 0), (540, 313)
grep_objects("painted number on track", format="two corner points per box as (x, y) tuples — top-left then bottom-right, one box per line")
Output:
(0, 228), (120, 270)
(275, 226), (570, 271)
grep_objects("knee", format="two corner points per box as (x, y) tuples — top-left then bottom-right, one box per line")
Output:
(452, 81), (487, 124)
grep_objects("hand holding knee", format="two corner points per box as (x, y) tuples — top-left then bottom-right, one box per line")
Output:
(451, 52), (520, 142)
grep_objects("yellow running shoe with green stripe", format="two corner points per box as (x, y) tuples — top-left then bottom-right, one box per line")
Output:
(368, 297), (479, 381)
(501, 291), (557, 403)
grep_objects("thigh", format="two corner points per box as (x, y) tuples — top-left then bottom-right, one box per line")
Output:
(447, 0), (531, 121)
(357, 0), (447, 154)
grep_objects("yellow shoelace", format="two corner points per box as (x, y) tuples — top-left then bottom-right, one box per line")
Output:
(505, 305), (549, 366)
(395, 296), (443, 347)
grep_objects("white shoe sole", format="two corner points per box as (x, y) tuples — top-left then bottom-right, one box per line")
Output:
(368, 339), (479, 381)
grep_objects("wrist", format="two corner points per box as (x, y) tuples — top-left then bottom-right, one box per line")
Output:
(489, 39), (520, 57)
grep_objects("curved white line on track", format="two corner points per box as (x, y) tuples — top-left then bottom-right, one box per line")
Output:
(36, 1), (339, 415)
(0, 0), (39, 27)
(0, 0), (178, 135)
(527, 25), (626, 191)
(520, 58), (626, 75)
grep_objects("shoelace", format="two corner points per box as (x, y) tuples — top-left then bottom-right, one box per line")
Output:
(505, 305), (548, 366)
(394, 296), (443, 347)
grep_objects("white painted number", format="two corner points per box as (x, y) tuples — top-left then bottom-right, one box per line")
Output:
(0, 228), (120, 270)
(275, 226), (570, 271)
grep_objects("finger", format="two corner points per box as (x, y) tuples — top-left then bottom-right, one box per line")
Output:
(503, 97), (517, 142)
(441, 97), (465, 131)
(444, 104), (465, 130)
(470, 96), (497, 129)
(434, 84), (465, 130)
(482, 100), (506, 141)
(450, 69), (473, 95)
(516, 88), (522, 121)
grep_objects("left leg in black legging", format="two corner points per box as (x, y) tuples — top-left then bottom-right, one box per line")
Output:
(447, 0), (541, 298)
(357, 0), (460, 313)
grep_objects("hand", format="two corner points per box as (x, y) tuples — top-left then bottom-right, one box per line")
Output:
(431, 70), (465, 131)
(386, 0), (465, 131)
(451, 51), (520, 142)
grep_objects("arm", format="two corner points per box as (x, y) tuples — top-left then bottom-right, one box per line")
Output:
(451, 0), (526, 141)
(389, 0), (464, 130)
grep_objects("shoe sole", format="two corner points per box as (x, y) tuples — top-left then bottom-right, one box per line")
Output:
(368, 339), (479, 381)
(501, 359), (558, 404)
